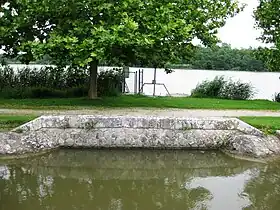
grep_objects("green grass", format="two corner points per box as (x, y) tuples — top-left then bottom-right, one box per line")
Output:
(239, 116), (280, 134)
(0, 115), (38, 131)
(0, 95), (280, 110)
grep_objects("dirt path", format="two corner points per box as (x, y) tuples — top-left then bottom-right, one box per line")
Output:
(1, 108), (280, 117)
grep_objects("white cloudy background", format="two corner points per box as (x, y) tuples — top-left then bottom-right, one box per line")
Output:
(217, 0), (268, 49)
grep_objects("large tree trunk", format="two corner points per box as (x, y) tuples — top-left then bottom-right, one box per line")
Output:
(88, 60), (98, 99)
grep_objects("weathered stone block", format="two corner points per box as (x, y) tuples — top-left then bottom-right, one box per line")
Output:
(1, 115), (280, 159)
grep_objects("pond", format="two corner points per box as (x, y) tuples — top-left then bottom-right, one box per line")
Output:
(0, 149), (280, 210)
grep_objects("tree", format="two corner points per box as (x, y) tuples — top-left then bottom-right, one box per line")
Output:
(254, 0), (280, 71)
(0, 0), (242, 98)
(188, 43), (267, 71)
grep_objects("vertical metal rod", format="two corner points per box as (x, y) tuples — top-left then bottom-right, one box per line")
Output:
(134, 71), (138, 94)
(141, 69), (144, 94)
(153, 68), (156, 96)
(138, 69), (141, 94)
(122, 71), (125, 93)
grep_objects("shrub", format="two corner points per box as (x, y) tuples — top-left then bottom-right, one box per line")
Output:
(0, 66), (18, 89)
(219, 80), (255, 100)
(191, 76), (227, 98)
(0, 65), (123, 98)
(0, 87), (26, 99)
(274, 93), (280, 102)
(191, 76), (255, 100)
(28, 87), (66, 98)
(66, 86), (88, 98)
(97, 68), (123, 96)
(0, 87), (66, 99)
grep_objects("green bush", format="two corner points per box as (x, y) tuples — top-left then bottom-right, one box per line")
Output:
(66, 86), (88, 98)
(191, 76), (255, 100)
(0, 87), (26, 99)
(190, 76), (227, 98)
(0, 87), (66, 99)
(97, 68), (123, 96)
(0, 65), (123, 98)
(219, 80), (255, 100)
(274, 93), (280, 102)
(28, 87), (66, 98)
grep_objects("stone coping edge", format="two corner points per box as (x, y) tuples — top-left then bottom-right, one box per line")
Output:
(1, 115), (280, 160)
(12, 115), (264, 137)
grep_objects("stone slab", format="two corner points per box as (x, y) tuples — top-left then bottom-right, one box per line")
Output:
(0, 115), (279, 159)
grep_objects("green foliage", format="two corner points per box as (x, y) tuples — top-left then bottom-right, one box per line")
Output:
(187, 44), (267, 71)
(97, 68), (123, 97)
(0, 0), (242, 97)
(0, 54), (52, 65)
(166, 64), (193, 69)
(191, 76), (227, 98)
(0, 87), (66, 99)
(273, 93), (280, 103)
(0, 66), (122, 98)
(239, 117), (280, 135)
(191, 76), (255, 100)
(218, 80), (255, 100)
(0, 65), (86, 89)
(0, 115), (37, 131)
(254, 47), (280, 72)
(254, 0), (280, 71)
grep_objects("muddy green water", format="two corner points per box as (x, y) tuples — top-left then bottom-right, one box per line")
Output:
(0, 149), (280, 210)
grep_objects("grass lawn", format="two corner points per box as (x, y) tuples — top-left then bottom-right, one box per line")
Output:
(0, 95), (280, 110)
(0, 115), (38, 132)
(239, 116), (280, 134)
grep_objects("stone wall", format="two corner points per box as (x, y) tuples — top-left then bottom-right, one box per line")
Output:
(1, 115), (280, 159)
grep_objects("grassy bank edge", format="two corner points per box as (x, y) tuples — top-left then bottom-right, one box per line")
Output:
(239, 116), (280, 135)
(0, 95), (280, 110)
(0, 115), (38, 132)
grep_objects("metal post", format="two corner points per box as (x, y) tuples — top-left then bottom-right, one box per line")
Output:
(153, 68), (156, 96)
(141, 69), (144, 94)
(134, 71), (138, 94)
(122, 71), (126, 93)
(138, 69), (141, 94)
(163, 84), (171, 96)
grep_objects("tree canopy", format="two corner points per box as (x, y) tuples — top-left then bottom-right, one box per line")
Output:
(0, 0), (242, 98)
(186, 43), (267, 71)
(254, 0), (280, 71)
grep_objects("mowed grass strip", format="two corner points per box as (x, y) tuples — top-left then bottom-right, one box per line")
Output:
(0, 95), (280, 110)
(0, 115), (38, 131)
(239, 116), (280, 134)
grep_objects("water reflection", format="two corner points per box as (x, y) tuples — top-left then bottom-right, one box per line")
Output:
(0, 149), (277, 210)
(185, 169), (260, 209)
(0, 166), (10, 180)
(244, 163), (280, 210)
